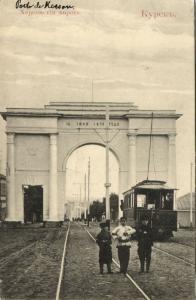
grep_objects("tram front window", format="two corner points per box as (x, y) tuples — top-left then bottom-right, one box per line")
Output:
(137, 194), (146, 208)
(163, 193), (173, 209)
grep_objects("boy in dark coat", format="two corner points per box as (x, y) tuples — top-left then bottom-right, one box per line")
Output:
(96, 222), (112, 274)
(137, 216), (153, 273)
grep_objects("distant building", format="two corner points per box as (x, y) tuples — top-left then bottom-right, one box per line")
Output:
(0, 174), (6, 220)
(176, 193), (195, 227)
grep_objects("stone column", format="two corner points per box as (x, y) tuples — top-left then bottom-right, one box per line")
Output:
(168, 133), (176, 188)
(49, 134), (58, 221)
(6, 133), (16, 221)
(128, 133), (137, 188)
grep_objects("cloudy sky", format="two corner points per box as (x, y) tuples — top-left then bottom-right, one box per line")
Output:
(0, 0), (194, 198)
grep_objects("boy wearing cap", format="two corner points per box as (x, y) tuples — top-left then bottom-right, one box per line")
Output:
(112, 217), (136, 274)
(96, 222), (113, 274)
(137, 216), (153, 273)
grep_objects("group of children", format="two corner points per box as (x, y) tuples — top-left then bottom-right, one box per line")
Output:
(96, 216), (153, 275)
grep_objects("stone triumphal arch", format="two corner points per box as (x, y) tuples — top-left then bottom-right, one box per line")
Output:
(1, 102), (181, 222)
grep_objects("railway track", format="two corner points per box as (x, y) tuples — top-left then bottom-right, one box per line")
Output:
(57, 222), (154, 300)
(0, 226), (68, 299)
(83, 226), (152, 300)
(55, 222), (70, 300)
(108, 223), (195, 268)
(172, 240), (195, 249)
(0, 227), (67, 270)
(0, 223), (194, 299)
(153, 245), (195, 267)
(0, 241), (37, 268)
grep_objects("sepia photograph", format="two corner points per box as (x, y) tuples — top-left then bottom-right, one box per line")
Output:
(0, 0), (195, 299)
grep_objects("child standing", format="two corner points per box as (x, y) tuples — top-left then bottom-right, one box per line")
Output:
(137, 216), (153, 273)
(96, 222), (112, 274)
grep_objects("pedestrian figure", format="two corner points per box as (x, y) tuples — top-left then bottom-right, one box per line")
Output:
(112, 217), (136, 274)
(136, 215), (153, 273)
(96, 222), (113, 274)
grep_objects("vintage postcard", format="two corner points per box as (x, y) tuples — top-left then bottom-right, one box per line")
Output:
(0, 0), (195, 299)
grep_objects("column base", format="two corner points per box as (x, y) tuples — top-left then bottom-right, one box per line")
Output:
(43, 221), (63, 228)
(1, 221), (22, 228)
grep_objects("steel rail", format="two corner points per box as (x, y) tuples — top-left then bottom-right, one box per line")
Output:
(171, 241), (194, 249)
(84, 226), (152, 300)
(55, 222), (70, 300)
(153, 246), (194, 267)
(0, 241), (37, 268)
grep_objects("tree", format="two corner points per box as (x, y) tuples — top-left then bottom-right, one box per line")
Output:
(103, 193), (119, 221)
(110, 193), (119, 221)
(89, 200), (105, 221)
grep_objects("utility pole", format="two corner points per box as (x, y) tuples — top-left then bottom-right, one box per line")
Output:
(190, 162), (193, 228)
(84, 173), (87, 219)
(73, 183), (83, 218)
(79, 184), (81, 218)
(105, 105), (111, 225)
(87, 158), (90, 226)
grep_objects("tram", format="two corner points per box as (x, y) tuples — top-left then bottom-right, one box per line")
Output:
(123, 180), (177, 239)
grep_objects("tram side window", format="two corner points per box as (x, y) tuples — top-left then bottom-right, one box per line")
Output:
(131, 193), (134, 208)
(128, 195), (131, 208)
(137, 194), (146, 208)
(161, 195), (164, 209)
(124, 195), (128, 209)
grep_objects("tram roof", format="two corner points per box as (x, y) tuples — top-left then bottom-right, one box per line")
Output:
(123, 180), (176, 194)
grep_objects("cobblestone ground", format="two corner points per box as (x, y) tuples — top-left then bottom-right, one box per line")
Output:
(153, 241), (194, 264)
(60, 223), (145, 300)
(0, 225), (68, 299)
(0, 223), (194, 300)
(170, 229), (195, 248)
(88, 224), (195, 300)
(0, 226), (50, 259)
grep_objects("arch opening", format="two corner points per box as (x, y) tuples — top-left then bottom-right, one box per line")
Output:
(64, 144), (119, 220)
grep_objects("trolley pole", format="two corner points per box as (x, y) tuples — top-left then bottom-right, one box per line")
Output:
(105, 105), (111, 228)
(190, 162), (193, 228)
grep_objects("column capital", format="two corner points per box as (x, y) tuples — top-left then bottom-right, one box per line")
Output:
(168, 133), (176, 145)
(128, 133), (137, 146)
(50, 133), (58, 145)
(7, 133), (15, 144)
(127, 130), (138, 137)
(168, 132), (177, 137)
